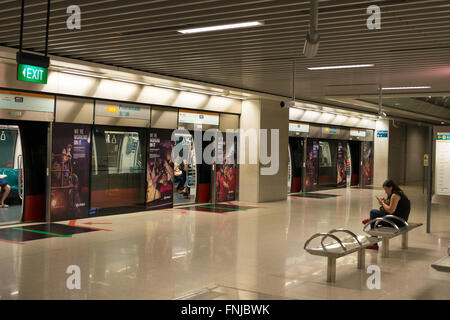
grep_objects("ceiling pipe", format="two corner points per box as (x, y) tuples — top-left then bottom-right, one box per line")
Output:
(303, 0), (320, 58)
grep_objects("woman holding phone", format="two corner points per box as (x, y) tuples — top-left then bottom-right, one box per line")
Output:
(362, 179), (411, 250)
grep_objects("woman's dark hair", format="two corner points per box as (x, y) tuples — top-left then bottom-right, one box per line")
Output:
(383, 179), (403, 194)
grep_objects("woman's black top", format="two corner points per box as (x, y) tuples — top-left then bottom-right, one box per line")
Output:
(388, 191), (411, 226)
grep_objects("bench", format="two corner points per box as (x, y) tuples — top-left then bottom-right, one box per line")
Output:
(431, 247), (450, 273)
(363, 215), (423, 257)
(304, 228), (380, 282)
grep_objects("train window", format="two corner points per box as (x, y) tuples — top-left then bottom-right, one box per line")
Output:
(319, 141), (332, 168)
(90, 126), (146, 214)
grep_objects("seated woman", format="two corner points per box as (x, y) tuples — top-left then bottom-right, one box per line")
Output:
(362, 179), (411, 250)
(0, 174), (11, 208)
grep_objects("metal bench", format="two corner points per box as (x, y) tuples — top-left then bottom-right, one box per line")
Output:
(304, 228), (379, 282)
(363, 215), (423, 257)
(431, 247), (450, 273)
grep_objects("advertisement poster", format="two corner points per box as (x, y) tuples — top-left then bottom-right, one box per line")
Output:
(306, 140), (319, 191)
(362, 141), (374, 186)
(216, 136), (238, 202)
(337, 141), (348, 188)
(146, 129), (175, 210)
(51, 124), (91, 221)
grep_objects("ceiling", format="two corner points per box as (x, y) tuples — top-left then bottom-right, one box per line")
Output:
(1, 0), (450, 121)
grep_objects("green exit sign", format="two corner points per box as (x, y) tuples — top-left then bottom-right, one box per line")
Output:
(17, 64), (48, 84)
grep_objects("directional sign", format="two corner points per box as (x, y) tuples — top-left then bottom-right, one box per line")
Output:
(17, 64), (48, 84)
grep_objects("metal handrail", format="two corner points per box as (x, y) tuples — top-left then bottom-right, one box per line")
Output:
(320, 234), (348, 252)
(379, 215), (409, 227)
(304, 232), (346, 252)
(328, 229), (362, 247)
(363, 217), (400, 233)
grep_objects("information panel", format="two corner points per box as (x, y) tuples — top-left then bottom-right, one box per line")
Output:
(96, 100), (150, 120)
(322, 127), (340, 135)
(289, 122), (310, 133)
(178, 109), (219, 126)
(0, 89), (54, 112)
(436, 133), (450, 196)
(350, 128), (367, 138)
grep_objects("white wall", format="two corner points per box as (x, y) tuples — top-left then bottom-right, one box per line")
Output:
(239, 99), (289, 203)
(374, 119), (389, 186)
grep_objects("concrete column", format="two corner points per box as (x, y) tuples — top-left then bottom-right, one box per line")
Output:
(374, 119), (389, 186)
(239, 99), (289, 202)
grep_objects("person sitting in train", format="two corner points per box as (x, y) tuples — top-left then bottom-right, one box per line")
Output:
(0, 174), (11, 208)
(362, 179), (411, 250)
(174, 163), (186, 193)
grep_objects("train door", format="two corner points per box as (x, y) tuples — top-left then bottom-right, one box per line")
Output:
(0, 121), (48, 225)
(288, 137), (304, 193)
(173, 131), (197, 205)
(318, 140), (338, 189)
(348, 141), (361, 186)
(91, 126), (147, 215)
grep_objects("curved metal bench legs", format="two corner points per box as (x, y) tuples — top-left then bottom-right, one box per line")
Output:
(358, 248), (365, 269)
(382, 238), (390, 258)
(402, 232), (408, 249)
(326, 249), (365, 283)
(327, 257), (336, 283)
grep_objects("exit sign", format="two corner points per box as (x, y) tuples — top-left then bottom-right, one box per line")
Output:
(17, 64), (48, 84)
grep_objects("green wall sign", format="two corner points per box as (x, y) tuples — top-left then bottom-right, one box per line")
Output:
(17, 64), (48, 84)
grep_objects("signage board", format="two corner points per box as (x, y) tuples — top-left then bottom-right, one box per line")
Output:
(436, 133), (450, 195)
(0, 89), (54, 112)
(289, 122), (310, 133)
(322, 127), (340, 135)
(350, 128), (367, 138)
(95, 100), (150, 120)
(424, 154), (430, 167)
(17, 64), (48, 84)
(178, 109), (219, 126)
(377, 130), (389, 138)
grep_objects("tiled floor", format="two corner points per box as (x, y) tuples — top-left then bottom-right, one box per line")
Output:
(0, 185), (448, 300)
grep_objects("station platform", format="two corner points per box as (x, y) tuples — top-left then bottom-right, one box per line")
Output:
(0, 185), (448, 300)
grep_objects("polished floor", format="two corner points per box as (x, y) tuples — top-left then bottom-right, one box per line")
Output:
(0, 185), (448, 300)
(0, 205), (22, 226)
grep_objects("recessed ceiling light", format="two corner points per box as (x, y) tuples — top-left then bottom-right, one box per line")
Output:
(382, 86), (431, 90)
(112, 78), (150, 85)
(307, 64), (375, 71)
(178, 21), (264, 34)
(61, 70), (108, 79)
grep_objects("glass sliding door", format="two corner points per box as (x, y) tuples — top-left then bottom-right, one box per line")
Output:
(91, 126), (146, 215)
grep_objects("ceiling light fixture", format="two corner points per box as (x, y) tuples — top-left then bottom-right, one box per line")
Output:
(61, 70), (108, 79)
(382, 86), (431, 90)
(307, 64), (375, 71)
(226, 95), (245, 100)
(189, 89), (220, 96)
(154, 84), (183, 90)
(178, 21), (264, 34)
(112, 78), (150, 86)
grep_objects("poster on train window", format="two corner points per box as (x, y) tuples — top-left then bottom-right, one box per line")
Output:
(216, 135), (238, 202)
(146, 129), (175, 210)
(362, 141), (374, 186)
(306, 140), (319, 191)
(50, 123), (91, 221)
(336, 142), (348, 188)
